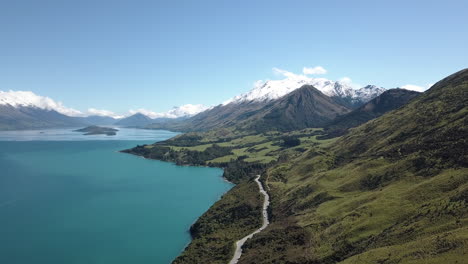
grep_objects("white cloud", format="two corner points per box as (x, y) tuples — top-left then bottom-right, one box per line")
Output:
(401, 84), (427, 92)
(273, 67), (300, 79)
(87, 108), (124, 119)
(339, 77), (352, 83)
(164, 104), (210, 118)
(338, 77), (362, 89)
(303, 66), (327, 75)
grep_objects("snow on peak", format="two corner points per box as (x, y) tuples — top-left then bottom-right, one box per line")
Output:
(129, 104), (210, 119)
(223, 69), (386, 105)
(355, 85), (387, 101)
(0, 90), (83, 116)
(162, 104), (210, 118)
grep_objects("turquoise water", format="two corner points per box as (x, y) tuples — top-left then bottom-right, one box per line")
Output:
(0, 129), (232, 264)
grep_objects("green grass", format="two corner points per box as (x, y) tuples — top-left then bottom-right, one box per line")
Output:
(237, 70), (468, 263)
(126, 69), (468, 264)
(170, 143), (213, 151)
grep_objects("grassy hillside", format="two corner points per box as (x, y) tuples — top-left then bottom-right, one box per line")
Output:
(123, 128), (329, 183)
(238, 69), (468, 263)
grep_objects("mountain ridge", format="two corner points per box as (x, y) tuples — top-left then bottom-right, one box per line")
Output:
(237, 85), (351, 132)
(323, 88), (422, 137)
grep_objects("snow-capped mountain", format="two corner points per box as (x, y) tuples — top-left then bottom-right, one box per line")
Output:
(354, 85), (387, 102)
(130, 104), (210, 119)
(0, 90), (83, 116)
(223, 76), (386, 106)
(0, 90), (212, 130)
(1, 90), (209, 120)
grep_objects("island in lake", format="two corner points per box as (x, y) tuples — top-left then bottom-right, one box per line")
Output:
(73, 126), (118, 136)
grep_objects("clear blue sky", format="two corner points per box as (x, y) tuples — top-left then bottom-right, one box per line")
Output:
(1, 0), (467, 113)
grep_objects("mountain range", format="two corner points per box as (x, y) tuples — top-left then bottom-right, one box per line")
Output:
(323, 88), (421, 137)
(0, 91), (208, 130)
(0, 75), (388, 131)
(145, 78), (388, 132)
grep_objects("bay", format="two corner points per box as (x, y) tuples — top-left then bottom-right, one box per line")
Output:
(0, 129), (232, 264)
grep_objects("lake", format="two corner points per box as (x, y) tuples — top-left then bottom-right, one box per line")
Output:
(0, 128), (232, 264)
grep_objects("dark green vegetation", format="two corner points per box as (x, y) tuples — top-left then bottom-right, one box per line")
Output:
(173, 179), (262, 264)
(73, 125), (118, 136)
(123, 128), (327, 183)
(127, 69), (467, 263)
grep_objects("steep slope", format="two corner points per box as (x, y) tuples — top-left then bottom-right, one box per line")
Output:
(146, 100), (273, 131)
(0, 105), (85, 130)
(237, 69), (468, 263)
(238, 85), (350, 132)
(114, 113), (153, 127)
(324, 88), (421, 137)
(183, 101), (270, 131)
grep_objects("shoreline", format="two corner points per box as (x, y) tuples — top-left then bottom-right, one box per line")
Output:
(120, 147), (267, 264)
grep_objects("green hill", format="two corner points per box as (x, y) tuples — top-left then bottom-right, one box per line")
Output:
(238, 69), (468, 263)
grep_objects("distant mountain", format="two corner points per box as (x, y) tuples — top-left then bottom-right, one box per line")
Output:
(0, 104), (85, 130)
(114, 113), (154, 127)
(223, 75), (386, 108)
(76, 115), (118, 126)
(323, 88), (421, 137)
(237, 85), (350, 132)
(0, 90), (86, 130)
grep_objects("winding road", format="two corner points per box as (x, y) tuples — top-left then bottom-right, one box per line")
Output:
(229, 175), (270, 264)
